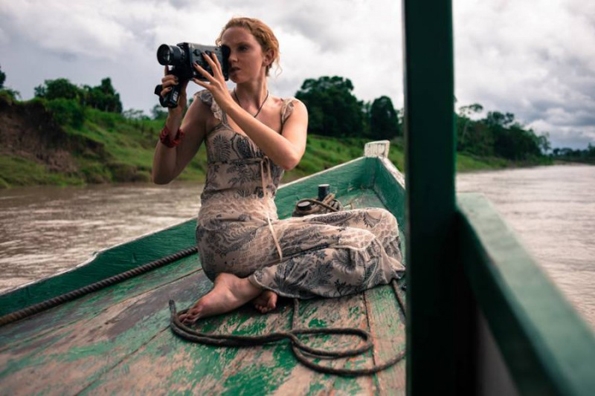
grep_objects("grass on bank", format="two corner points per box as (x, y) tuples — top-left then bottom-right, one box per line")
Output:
(0, 101), (546, 188)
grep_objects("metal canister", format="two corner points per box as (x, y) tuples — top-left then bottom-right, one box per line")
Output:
(318, 184), (330, 201)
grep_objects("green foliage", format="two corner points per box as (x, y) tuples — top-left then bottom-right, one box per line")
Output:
(0, 73), (562, 188)
(45, 98), (86, 129)
(35, 77), (122, 114)
(296, 76), (365, 138)
(551, 143), (595, 164)
(151, 104), (168, 120)
(82, 78), (123, 113)
(0, 65), (20, 100)
(456, 105), (550, 161)
(0, 155), (83, 187)
(0, 90), (16, 105)
(35, 78), (80, 101)
(369, 96), (401, 140)
(0, 65), (5, 89)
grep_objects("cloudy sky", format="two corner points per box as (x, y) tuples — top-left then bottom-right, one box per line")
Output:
(1, 0), (594, 149)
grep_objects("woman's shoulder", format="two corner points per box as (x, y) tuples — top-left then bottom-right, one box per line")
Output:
(272, 96), (305, 124)
(194, 89), (223, 121)
(194, 89), (214, 104)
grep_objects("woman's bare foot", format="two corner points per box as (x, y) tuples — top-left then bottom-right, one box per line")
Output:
(179, 273), (262, 324)
(252, 290), (278, 314)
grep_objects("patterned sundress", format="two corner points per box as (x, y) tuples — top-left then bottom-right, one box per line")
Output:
(195, 90), (405, 299)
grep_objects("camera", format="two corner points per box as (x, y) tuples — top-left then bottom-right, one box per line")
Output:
(154, 42), (230, 108)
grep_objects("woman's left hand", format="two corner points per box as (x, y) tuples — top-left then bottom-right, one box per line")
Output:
(192, 52), (234, 111)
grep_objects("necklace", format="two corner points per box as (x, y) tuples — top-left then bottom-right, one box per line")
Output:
(233, 89), (269, 118)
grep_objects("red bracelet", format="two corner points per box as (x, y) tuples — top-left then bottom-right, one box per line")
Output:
(159, 126), (185, 148)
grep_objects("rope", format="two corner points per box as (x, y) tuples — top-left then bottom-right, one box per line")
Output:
(0, 247), (198, 327)
(169, 279), (406, 376)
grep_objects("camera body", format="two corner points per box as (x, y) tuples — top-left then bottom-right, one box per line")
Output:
(155, 42), (230, 108)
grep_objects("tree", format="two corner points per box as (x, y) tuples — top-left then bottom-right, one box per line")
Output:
(35, 77), (123, 114)
(0, 64), (20, 100)
(295, 76), (365, 137)
(35, 78), (82, 101)
(123, 109), (148, 120)
(369, 96), (400, 140)
(485, 111), (515, 128)
(0, 65), (5, 89)
(83, 78), (122, 113)
(536, 132), (551, 154)
(456, 103), (485, 153)
(151, 104), (168, 120)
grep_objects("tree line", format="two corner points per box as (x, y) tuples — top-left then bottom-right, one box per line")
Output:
(551, 145), (595, 164)
(0, 65), (568, 162)
(295, 76), (554, 161)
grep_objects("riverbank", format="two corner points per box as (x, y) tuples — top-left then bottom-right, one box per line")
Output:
(0, 94), (554, 188)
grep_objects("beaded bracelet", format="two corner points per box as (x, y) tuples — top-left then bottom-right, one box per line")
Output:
(159, 125), (185, 148)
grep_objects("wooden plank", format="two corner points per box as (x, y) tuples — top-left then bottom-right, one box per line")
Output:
(458, 193), (595, 395)
(372, 158), (406, 236)
(365, 284), (406, 395)
(81, 294), (382, 394)
(0, 255), (200, 348)
(0, 269), (209, 395)
(1, 266), (406, 394)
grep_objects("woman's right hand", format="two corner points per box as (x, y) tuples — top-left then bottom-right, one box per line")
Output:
(159, 67), (189, 117)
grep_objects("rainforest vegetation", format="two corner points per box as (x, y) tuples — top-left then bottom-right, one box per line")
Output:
(1, 66), (590, 188)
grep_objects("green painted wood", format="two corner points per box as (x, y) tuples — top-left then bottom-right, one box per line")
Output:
(0, 269), (208, 394)
(365, 284), (407, 395)
(372, 158), (406, 234)
(402, 0), (467, 394)
(0, 246), (404, 395)
(276, 157), (376, 219)
(458, 193), (595, 395)
(0, 255), (200, 349)
(78, 293), (380, 395)
(371, 157), (407, 259)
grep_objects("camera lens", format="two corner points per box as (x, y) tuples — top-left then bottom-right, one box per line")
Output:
(157, 44), (183, 66)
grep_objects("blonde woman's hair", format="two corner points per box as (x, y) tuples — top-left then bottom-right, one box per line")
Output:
(216, 17), (281, 76)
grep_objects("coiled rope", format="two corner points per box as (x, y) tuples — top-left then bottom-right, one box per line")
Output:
(0, 247), (198, 327)
(169, 278), (406, 376)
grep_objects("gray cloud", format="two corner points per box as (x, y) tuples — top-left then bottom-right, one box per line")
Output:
(0, 0), (593, 149)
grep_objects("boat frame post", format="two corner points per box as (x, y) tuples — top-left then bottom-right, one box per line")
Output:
(402, 0), (476, 393)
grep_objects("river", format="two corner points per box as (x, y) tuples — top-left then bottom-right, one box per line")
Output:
(1, 165), (594, 329)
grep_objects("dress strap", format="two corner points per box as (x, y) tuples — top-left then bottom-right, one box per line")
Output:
(259, 156), (283, 262)
(281, 98), (296, 125)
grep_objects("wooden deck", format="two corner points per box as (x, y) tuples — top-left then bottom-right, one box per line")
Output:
(0, 155), (408, 395)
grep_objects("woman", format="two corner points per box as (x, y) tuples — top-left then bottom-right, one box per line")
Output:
(152, 17), (404, 324)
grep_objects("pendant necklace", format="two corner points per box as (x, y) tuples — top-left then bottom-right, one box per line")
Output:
(234, 89), (269, 118)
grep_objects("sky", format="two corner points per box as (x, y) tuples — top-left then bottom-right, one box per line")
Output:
(1, 0), (594, 149)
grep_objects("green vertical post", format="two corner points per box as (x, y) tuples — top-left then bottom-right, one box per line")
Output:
(402, 0), (471, 394)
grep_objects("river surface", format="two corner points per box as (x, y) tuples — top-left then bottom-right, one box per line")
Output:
(456, 164), (595, 330)
(1, 165), (593, 329)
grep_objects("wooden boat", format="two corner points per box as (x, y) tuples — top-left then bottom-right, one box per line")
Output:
(2, 139), (595, 395)
(3, 0), (595, 392)
(0, 141), (408, 395)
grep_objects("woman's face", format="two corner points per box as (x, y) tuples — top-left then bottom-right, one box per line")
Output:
(220, 27), (271, 83)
